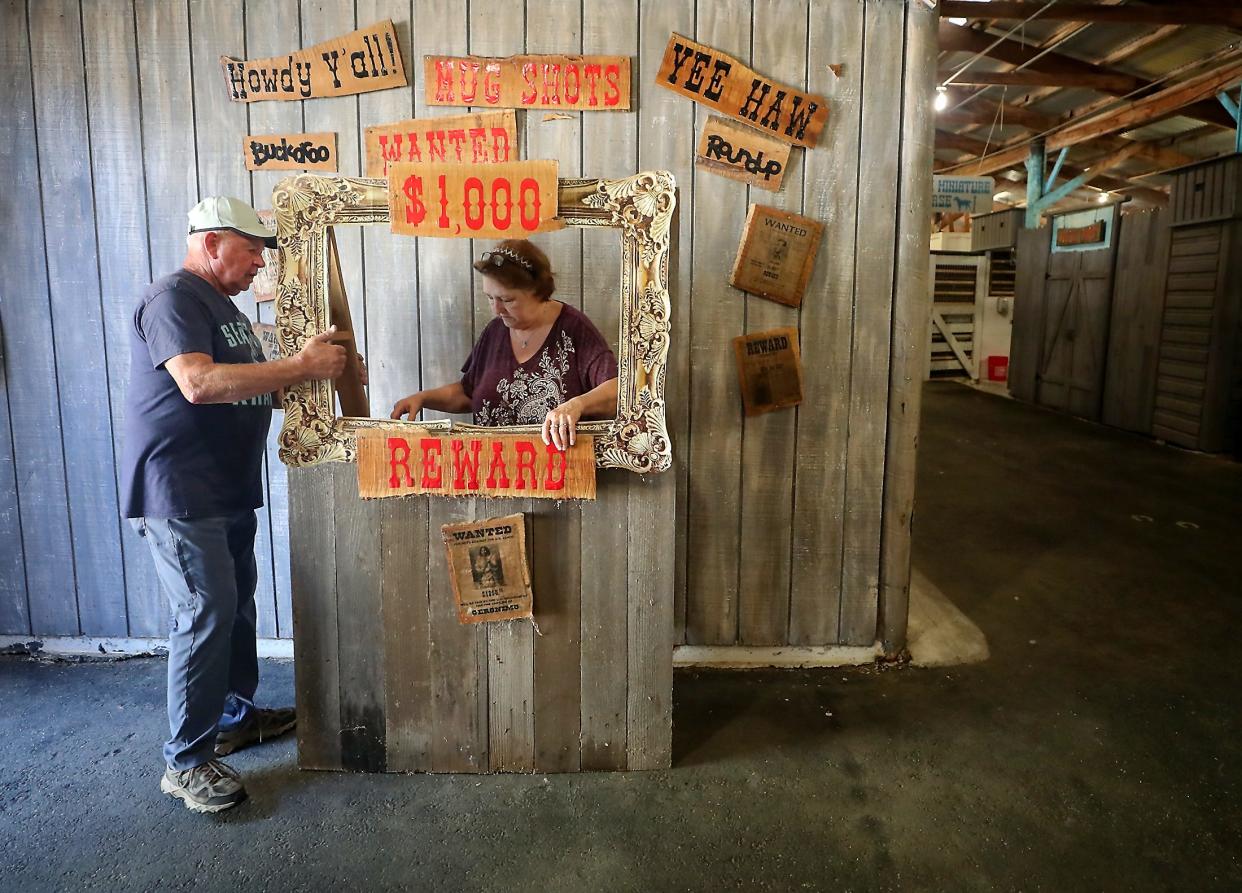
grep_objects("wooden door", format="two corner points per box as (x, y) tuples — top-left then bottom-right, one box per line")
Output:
(1036, 248), (1115, 420)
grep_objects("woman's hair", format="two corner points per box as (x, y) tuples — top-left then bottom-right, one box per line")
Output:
(473, 239), (556, 300)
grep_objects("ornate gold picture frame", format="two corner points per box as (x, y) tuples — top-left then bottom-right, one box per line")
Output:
(270, 171), (675, 473)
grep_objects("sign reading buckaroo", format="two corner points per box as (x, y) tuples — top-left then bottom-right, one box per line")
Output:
(388, 160), (561, 239)
(656, 34), (827, 148)
(244, 132), (337, 171)
(357, 428), (597, 500)
(442, 514), (534, 624)
(695, 115), (791, 192)
(364, 110), (517, 178)
(734, 327), (804, 417)
(424, 54), (630, 110)
(220, 20), (406, 102)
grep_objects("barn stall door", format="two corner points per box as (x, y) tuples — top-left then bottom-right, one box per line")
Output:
(1036, 248), (1115, 420)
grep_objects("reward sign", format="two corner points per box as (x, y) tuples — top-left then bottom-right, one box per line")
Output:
(734, 327), (804, 417)
(244, 132), (336, 171)
(695, 115), (791, 192)
(932, 175), (994, 214)
(364, 110), (517, 178)
(388, 160), (560, 239)
(442, 514), (533, 624)
(657, 34), (827, 148)
(424, 54), (630, 110)
(357, 428), (596, 500)
(220, 20), (406, 102)
(730, 205), (824, 308)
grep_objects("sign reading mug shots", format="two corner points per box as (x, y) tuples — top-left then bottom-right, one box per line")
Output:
(442, 514), (534, 624)
(365, 110), (517, 178)
(656, 33), (828, 148)
(695, 115), (792, 192)
(931, 175), (995, 215)
(355, 428), (597, 500)
(244, 132), (337, 171)
(729, 204), (824, 308)
(220, 20), (406, 102)
(387, 160), (561, 239)
(424, 54), (631, 110)
(733, 327), (804, 417)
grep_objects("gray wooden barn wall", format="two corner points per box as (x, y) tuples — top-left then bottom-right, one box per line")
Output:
(0, 0), (932, 649)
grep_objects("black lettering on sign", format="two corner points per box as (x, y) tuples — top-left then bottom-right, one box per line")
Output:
(703, 134), (784, 181)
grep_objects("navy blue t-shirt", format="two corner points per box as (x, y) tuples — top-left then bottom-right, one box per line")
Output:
(120, 270), (272, 519)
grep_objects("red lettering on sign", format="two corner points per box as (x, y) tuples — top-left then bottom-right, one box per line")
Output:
(483, 61), (502, 104)
(485, 441), (510, 488)
(450, 438), (482, 490)
(514, 441), (538, 490)
(543, 443), (567, 490)
(459, 59), (481, 103)
(387, 437), (413, 488)
(420, 438), (443, 488)
(521, 62), (538, 105)
(541, 63), (561, 105)
(604, 64), (621, 107)
(434, 59), (455, 103)
(584, 64), (602, 107)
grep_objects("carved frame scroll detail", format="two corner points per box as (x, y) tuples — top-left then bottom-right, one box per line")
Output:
(271, 172), (676, 474)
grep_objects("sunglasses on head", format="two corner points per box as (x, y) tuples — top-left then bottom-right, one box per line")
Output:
(479, 248), (534, 272)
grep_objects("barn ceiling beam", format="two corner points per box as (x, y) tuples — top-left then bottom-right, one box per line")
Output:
(940, 69), (1139, 92)
(939, 2), (1242, 27)
(938, 22), (1235, 129)
(937, 57), (1242, 178)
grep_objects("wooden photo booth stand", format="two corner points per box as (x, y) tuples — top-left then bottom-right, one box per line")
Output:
(272, 173), (676, 773)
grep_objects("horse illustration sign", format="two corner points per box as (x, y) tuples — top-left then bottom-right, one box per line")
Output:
(932, 175), (994, 215)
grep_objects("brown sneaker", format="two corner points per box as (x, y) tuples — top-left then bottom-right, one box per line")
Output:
(214, 707), (297, 756)
(160, 759), (247, 813)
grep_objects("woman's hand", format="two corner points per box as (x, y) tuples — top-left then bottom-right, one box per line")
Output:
(542, 398), (583, 451)
(391, 392), (425, 420)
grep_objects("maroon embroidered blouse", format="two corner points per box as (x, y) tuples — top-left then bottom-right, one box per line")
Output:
(460, 303), (618, 426)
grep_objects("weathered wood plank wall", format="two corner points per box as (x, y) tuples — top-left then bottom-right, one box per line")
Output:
(1, 0), (931, 656)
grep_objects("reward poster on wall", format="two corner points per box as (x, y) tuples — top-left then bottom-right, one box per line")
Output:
(220, 20), (406, 102)
(733, 327), (804, 416)
(442, 514), (533, 624)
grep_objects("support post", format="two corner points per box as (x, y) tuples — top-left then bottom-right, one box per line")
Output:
(1045, 147), (1067, 192)
(1216, 85), (1241, 154)
(1024, 139), (1045, 229)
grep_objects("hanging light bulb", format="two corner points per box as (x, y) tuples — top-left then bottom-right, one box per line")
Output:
(934, 86), (949, 111)
(1097, 192), (1110, 204)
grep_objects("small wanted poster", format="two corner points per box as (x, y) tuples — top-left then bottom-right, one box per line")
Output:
(733, 326), (804, 416)
(441, 514), (533, 624)
(729, 204), (824, 308)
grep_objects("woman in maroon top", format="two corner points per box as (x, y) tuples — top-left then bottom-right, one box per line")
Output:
(390, 239), (619, 450)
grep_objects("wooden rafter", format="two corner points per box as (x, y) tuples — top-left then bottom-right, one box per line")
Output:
(940, 2), (1242, 27)
(938, 56), (1242, 178)
(941, 69), (1139, 92)
(938, 22), (1234, 129)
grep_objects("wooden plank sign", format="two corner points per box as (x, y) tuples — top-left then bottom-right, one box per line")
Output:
(656, 34), (828, 148)
(364, 110), (517, 178)
(250, 210), (280, 303)
(695, 115), (792, 192)
(424, 54), (631, 110)
(733, 327), (804, 417)
(1056, 219), (1106, 247)
(244, 132), (337, 171)
(442, 514), (533, 624)
(220, 20), (406, 102)
(251, 322), (281, 361)
(388, 160), (561, 239)
(729, 204), (824, 308)
(932, 175), (994, 214)
(357, 428), (596, 500)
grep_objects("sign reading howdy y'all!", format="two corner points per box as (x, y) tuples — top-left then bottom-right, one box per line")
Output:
(357, 428), (597, 500)
(220, 20), (406, 102)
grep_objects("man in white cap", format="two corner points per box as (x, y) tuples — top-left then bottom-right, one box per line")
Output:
(120, 196), (348, 813)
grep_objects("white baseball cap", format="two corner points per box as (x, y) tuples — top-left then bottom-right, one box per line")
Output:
(187, 196), (277, 248)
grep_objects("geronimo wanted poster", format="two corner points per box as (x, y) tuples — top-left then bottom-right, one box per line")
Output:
(733, 327), (803, 417)
(729, 204), (824, 308)
(442, 514), (533, 624)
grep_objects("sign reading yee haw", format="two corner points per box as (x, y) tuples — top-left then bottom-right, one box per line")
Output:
(387, 160), (561, 239)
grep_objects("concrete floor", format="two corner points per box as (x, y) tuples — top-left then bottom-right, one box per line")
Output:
(3, 382), (1240, 891)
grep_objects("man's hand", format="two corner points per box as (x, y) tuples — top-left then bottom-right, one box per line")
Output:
(297, 326), (347, 380)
